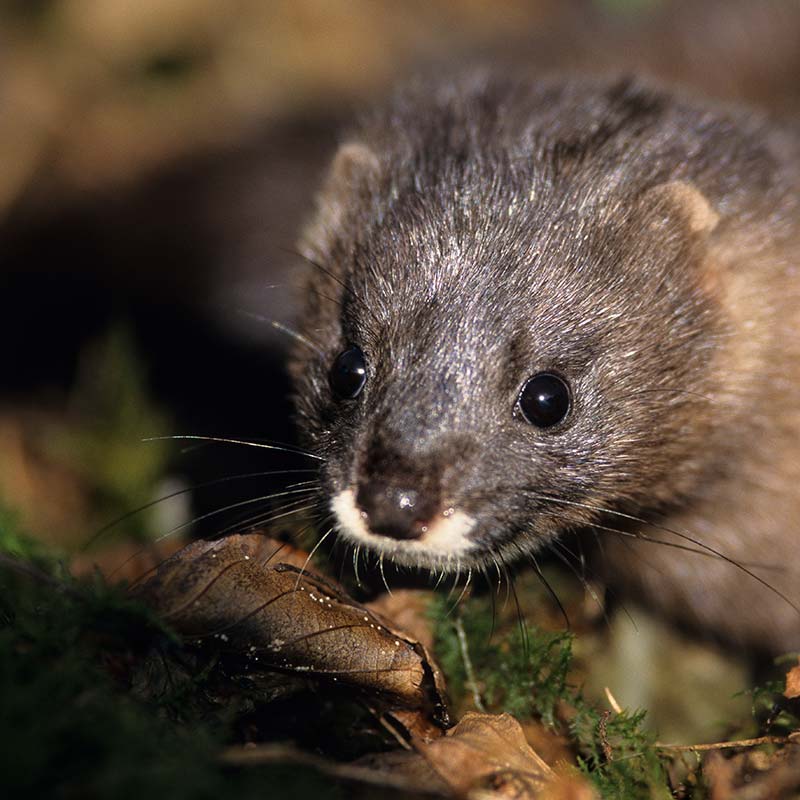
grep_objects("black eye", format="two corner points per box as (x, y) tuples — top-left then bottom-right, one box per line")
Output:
(518, 372), (571, 428)
(329, 345), (367, 399)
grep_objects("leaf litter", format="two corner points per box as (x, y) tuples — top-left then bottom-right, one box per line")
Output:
(3, 516), (800, 798)
(136, 533), (449, 727)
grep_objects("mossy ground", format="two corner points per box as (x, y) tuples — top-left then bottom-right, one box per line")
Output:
(4, 498), (797, 799)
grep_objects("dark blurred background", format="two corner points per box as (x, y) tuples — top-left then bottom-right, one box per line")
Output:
(0, 0), (627, 548)
(0, 0), (581, 548)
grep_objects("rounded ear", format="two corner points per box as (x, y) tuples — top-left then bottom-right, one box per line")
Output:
(638, 180), (723, 296)
(641, 180), (719, 235)
(299, 141), (381, 261)
(328, 142), (381, 191)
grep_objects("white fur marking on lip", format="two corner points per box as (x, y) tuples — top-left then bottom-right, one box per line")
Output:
(331, 489), (477, 567)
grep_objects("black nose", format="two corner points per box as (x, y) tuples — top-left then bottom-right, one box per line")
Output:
(355, 481), (438, 540)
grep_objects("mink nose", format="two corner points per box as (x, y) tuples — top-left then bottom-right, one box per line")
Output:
(355, 482), (437, 540)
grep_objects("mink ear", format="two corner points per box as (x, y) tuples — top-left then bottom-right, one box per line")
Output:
(299, 141), (381, 261)
(638, 180), (723, 295)
(328, 142), (381, 191)
(641, 180), (719, 236)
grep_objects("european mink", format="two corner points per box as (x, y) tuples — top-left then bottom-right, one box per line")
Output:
(289, 72), (800, 654)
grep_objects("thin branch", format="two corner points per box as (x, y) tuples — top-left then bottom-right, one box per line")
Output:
(220, 743), (447, 795)
(657, 732), (800, 753)
(454, 615), (485, 712)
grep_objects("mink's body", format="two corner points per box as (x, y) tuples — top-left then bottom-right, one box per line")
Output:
(289, 72), (800, 654)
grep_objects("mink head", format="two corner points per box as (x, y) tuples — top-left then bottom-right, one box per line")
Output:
(288, 74), (760, 572)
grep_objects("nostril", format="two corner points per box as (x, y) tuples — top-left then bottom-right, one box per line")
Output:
(355, 482), (436, 540)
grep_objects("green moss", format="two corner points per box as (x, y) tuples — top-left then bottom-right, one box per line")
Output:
(571, 707), (669, 799)
(430, 591), (670, 798)
(741, 660), (800, 736)
(431, 593), (572, 726)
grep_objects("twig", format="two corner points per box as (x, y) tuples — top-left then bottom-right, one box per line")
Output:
(376, 712), (414, 751)
(657, 732), (800, 753)
(604, 686), (623, 714)
(454, 615), (485, 712)
(220, 743), (447, 795)
(598, 710), (613, 762)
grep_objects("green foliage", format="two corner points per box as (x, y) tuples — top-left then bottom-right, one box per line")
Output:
(431, 591), (671, 798)
(45, 325), (174, 544)
(741, 657), (800, 736)
(571, 706), (670, 799)
(0, 499), (56, 566)
(431, 593), (572, 726)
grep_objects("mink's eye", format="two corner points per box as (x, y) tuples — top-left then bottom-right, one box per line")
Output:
(329, 345), (367, 399)
(518, 373), (571, 428)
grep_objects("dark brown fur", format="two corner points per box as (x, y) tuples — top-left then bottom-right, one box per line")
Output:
(290, 72), (800, 654)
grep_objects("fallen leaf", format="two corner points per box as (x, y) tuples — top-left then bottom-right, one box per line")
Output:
(135, 533), (448, 725)
(785, 659), (800, 700)
(703, 745), (800, 800)
(366, 712), (557, 798)
(538, 772), (599, 800)
(368, 589), (436, 652)
(520, 720), (574, 769)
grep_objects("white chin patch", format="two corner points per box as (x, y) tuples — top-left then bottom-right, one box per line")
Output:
(331, 488), (477, 569)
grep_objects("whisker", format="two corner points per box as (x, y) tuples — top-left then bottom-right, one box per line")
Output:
(352, 545), (363, 588)
(483, 564), (498, 642)
(446, 566), (463, 603)
(235, 308), (327, 358)
(535, 494), (800, 616)
(197, 496), (321, 544)
(142, 434), (323, 461)
(237, 283), (343, 309)
(432, 568), (447, 591)
(528, 552), (570, 630)
(547, 537), (635, 632)
(378, 553), (392, 596)
(284, 247), (380, 327)
(112, 492), (319, 582)
(508, 572), (530, 657)
(501, 562), (512, 611)
(81, 469), (318, 551)
(447, 567), (472, 615)
(284, 247), (349, 294)
(220, 497), (322, 536)
(156, 485), (317, 546)
(294, 527), (334, 590)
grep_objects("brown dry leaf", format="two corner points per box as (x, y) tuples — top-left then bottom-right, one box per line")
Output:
(368, 712), (557, 798)
(520, 720), (574, 769)
(384, 708), (445, 746)
(0, 412), (89, 546)
(538, 772), (599, 800)
(703, 751), (735, 800)
(135, 533), (448, 724)
(704, 746), (800, 800)
(784, 659), (800, 700)
(368, 589), (436, 652)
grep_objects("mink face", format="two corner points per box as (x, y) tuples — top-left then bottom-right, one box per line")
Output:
(289, 73), (790, 579)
